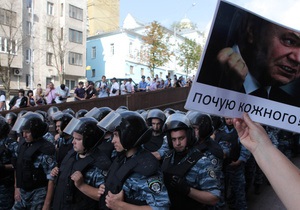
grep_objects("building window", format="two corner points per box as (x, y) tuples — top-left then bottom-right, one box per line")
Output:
(92, 69), (95, 77)
(47, 27), (53, 41)
(141, 68), (144, 76)
(69, 29), (82, 44)
(91, 46), (96, 59)
(69, 4), (83, 21)
(26, 0), (32, 8)
(25, 49), (31, 62)
(110, 43), (114, 55)
(69, 52), (82, 66)
(61, 27), (64, 39)
(129, 41), (133, 55)
(0, 8), (17, 27)
(46, 52), (53, 66)
(0, 37), (17, 54)
(26, 21), (31, 35)
(130, 66), (134, 74)
(47, 2), (54, 15)
(26, 74), (30, 87)
(65, 79), (76, 90)
(60, 3), (64, 17)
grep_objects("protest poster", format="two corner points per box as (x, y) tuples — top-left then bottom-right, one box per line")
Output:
(185, 0), (300, 133)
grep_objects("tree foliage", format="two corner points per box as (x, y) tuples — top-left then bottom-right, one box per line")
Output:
(142, 21), (172, 77)
(177, 38), (201, 76)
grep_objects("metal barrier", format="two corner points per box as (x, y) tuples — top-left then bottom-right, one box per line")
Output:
(0, 87), (191, 115)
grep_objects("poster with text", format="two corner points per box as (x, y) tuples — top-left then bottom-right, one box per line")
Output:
(185, 0), (300, 133)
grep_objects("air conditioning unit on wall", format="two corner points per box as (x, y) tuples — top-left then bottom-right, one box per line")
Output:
(14, 69), (22, 76)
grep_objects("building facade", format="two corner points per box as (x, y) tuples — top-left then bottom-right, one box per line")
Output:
(87, 0), (119, 36)
(86, 13), (196, 84)
(0, 0), (87, 95)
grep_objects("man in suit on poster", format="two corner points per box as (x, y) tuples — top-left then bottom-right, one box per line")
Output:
(216, 9), (300, 107)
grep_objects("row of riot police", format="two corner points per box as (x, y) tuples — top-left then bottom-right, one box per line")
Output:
(1, 105), (296, 210)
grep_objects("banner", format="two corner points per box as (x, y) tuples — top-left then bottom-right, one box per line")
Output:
(185, 0), (300, 133)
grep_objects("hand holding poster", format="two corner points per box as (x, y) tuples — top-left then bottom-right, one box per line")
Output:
(185, 0), (300, 133)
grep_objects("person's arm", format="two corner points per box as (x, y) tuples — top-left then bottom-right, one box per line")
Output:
(105, 190), (151, 210)
(233, 113), (300, 210)
(43, 180), (54, 210)
(71, 171), (100, 201)
(188, 188), (219, 206)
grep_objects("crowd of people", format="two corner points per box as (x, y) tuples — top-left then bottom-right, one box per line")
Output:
(0, 74), (194, 111)
(0, 104), (299, 210)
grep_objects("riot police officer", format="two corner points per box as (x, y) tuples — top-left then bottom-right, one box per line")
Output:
(97, 110), (170, 209)
(144, 108), (169, 160)
(162, 113), (221, 210)
(5, 112), (18, 141)
(0, 116), (18, 210)
(187, 111), (225, 209)
(51, 111), (74, 166)
(12, 112), (56, 210)
(51, 117), (111, 210)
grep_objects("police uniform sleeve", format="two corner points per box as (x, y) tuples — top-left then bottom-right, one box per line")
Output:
(157, 137), (170, 160)
(84, 166), (106, 188)
(123, 173), (170, 210)
(187, 156), (221, 199)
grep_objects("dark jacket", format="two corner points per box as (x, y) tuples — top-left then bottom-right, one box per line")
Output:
(9, 96), (28, 110)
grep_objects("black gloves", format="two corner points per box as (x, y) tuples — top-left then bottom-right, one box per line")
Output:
(170, 175), (191, 196)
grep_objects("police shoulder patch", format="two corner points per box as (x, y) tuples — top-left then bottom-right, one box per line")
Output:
(147, 177), (162, 194)
(211, 158), (218, 165)
(46, 157), (53, 165)
(207, 168), (216, 179)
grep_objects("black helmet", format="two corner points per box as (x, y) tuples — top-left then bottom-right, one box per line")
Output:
(75, 109), (88, 119)
(64, 117), (105, 152)
(163, 108), (175, 118)
(97, 111), (152, 150)
(52, 111), (74, 132)
(116, 106), (128, 113)
(12, 112), (48, 139)
(62, 108), (75, 117)
(85, 107), (112, 121)
(140, 110), (149, 120)
(146, 108), (166, 126)
(163, 113), (195, 148)
(47, 106), (59, 121)
(17, 110), (28, 118)
(0, 116), (10, 138)
(211, 115), (224, 131)
(186, 111), (213, 140)
(35, 110), (48, 122)
(5, 112), (17, 126)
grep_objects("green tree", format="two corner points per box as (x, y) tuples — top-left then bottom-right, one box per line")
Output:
(177, 38), (201, 77)
(142, 21), (172, 77)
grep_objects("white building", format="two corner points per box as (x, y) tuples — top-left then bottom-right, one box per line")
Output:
(86, 13), (201, 84)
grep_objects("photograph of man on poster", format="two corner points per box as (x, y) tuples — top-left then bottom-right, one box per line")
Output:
(197, 1), (300, 107)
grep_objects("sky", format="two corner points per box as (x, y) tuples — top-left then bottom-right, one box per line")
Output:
(120, 0), (300, 34)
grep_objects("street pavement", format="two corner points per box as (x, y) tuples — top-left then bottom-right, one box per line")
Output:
(245, 156), (300, 210)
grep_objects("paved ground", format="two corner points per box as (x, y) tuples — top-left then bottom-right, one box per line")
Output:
(245, 156), (300, 210)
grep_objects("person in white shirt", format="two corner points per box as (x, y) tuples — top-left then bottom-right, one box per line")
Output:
(109, 78), (119, 97)
(55, 84), (70, 103)
(0, 90), (6, 111)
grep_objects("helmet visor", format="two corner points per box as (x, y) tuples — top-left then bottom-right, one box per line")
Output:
(11, 112), (43, 133)
(97, 111), (122, 133)
(63, 118), (82, 136)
